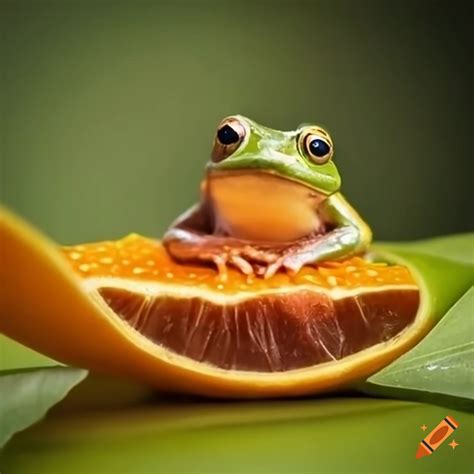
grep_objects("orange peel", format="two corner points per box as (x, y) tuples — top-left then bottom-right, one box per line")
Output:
(1, 207), (471, 398)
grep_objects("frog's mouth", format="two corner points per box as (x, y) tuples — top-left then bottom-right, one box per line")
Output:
(207, 170), (327, 242)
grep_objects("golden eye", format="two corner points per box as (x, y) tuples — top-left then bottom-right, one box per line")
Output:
(299, 129), (333, 165)
(211, 117), (247, 162)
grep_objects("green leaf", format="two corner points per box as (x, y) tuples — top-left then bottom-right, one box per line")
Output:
(0, 336), (87, 447)
(0, 334), (59, 372)
(367, 287), (474, 404)
(378, 232), (474, 265)
(0, 367), (87, 447)
(2, 396), (473, 474)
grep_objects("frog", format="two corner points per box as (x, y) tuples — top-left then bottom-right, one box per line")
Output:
(163, 115), (372, 279)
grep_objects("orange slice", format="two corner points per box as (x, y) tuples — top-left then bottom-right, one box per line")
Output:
(1, 208), (470, 398)
(62, 235), (418, 373)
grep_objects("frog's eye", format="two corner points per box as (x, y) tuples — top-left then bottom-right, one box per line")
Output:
(300, 132), (333, 165)
(217, 125), (240, 145)
(212, 117), (247, 162)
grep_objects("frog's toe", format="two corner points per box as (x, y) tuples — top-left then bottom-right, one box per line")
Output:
(229, 255), (254, 275)
(282, 254), (305, 274)
(209, 254), (230, 281)
(263, 257), (285, 279)
(241, 246), (281, 264)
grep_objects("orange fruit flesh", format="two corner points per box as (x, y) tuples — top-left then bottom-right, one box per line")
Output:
(62, 234), (419, 373)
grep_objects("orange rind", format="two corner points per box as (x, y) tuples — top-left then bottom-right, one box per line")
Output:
(1, 207), (471, 398)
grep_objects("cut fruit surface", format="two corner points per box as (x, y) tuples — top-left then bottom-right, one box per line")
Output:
(61, 235), (420, 373)
(100, 287), (419, 372)
(1, 208), (472, 398)
(62, 234), (417, 292)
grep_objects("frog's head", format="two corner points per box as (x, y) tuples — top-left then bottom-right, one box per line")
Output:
(206, 115), (341, 196)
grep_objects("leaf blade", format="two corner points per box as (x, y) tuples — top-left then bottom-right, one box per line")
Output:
(0, 336), (88, 447)
(0, 334), (60, 372)
(368, 287), (474, 402)
(0, 366), (87, 447)
(378, 233), (474, 265)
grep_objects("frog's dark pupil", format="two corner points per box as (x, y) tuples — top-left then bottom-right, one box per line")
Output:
(309, 138), (330, 157)
(217, 125), (240, 145)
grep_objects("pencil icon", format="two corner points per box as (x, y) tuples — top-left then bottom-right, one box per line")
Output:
(416, 416), (459, 459)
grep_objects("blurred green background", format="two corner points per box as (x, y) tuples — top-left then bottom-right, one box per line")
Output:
(1, 0), (472, 245)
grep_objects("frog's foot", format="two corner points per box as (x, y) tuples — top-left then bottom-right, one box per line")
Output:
(181, 238), (282, 279)
(263, 234), (326, 279)
(165, 232), (297, 278)
(205, 238), (326, 279)
(225, 244), (282, 276)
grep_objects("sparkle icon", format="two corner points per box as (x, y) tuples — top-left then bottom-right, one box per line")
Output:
(420, 425), (428, 431)
(448, 440), (459, 450)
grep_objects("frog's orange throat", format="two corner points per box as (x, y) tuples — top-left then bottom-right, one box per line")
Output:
(204, 171), (327, 242)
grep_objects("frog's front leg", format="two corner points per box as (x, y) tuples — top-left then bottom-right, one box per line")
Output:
(264, 193), (372, 278)
(163, 203), (282, 276)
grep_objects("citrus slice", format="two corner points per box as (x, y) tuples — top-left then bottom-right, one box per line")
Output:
(65, 236), (420, 373)
(0, 207), (472, 398)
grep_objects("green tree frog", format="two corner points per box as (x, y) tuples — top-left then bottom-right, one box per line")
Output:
(164, 115), (372, 278)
